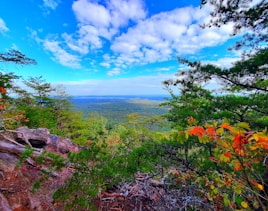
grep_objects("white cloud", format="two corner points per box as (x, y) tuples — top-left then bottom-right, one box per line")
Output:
(108, 0), (146, 27)
(73, 0), (146, 28)
(43, 39), (81, 68)
(67, 0), (146, 51)
(72, 0), (111, 27)
(43, 0), (60, 10)
(107, 67), (121, 76)
(156, 66), (175, 72)
(203, 57), (240, 68)
(62, 24), (102, 54)
(100, 62), (111, 68)
(54, 74), (175, 96)
(35, 1), (238, 76)
(110, 5), (234, 67)
(0, 18), (9, 34)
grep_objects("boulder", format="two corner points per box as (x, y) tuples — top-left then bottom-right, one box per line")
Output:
(14, 127), (80, 153)
(0, 127), (80, 211)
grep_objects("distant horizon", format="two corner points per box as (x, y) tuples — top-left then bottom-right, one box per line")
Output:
(69, 94), (171, 101)
(70, 94), (170, 97)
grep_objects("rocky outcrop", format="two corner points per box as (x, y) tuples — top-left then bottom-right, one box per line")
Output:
(0, 127), (80, 211)
(14, 127), (80, 154)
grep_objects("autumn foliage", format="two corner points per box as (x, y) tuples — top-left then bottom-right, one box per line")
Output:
(175, 119), (268, 210)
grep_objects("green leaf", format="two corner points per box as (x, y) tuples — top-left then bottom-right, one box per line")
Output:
(216, 127), (224, 135)
(185, 131), (189, 140)
(235, 122), (250, 130)
(223, 193), (230, 206)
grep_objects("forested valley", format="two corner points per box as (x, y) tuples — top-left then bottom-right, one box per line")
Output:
(0, 0), (268, 210)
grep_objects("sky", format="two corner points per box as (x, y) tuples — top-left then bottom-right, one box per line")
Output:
(0, 0), (241, 96)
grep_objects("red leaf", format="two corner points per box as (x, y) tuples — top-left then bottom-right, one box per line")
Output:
(188, 126), (205, 139)
(206, 127), (217, 138)
(223, 152), (232, 159)
(233, 135), (246, 156)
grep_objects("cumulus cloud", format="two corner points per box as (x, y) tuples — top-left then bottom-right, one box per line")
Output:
(65, 0), (146, 53)
(73, 0), (111, 27)
(72, 0), (146, 29)
(43, 39), (81, 68)
(110, 5), (234, 67)
(0, 18), (9, 34)
(62, 24), (103, 54)
(37, 1), (238, 77)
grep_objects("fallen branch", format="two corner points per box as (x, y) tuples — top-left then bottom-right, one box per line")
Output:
(6, 129), (33, 148)
(0, 141), (42, 157)
(0, 133), (25, 147)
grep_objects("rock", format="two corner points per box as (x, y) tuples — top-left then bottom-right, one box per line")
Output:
(0, 152), (18, 173)
(0, 127), (80, 211)
(13, 127), (80, 153)
(16, 127), (49, 148)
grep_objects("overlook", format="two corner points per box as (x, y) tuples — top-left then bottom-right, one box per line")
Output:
(0, 0), (267, 210)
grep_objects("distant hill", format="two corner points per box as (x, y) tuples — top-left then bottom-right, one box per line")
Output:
(70, 95), (169, 123)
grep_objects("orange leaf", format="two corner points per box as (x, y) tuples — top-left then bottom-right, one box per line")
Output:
(233, 160), (243, 171)
(220, 123), (233, 130)
(206, 127), (218, 138)
(233, 135), (246, 156)
(257, 136), (268, 149)
(188, 126), (205, 139)
(251, 180), (264, 190)
(0, 87), (7, 95)
(257, 184), (264, 190)
(235, 148), (245, 157)
(224, 177), (232, 186)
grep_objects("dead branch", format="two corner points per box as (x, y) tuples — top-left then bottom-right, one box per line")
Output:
(0, 141), (42, 157)
(0, 133), (25, 147)
(6, 129), (33, 148)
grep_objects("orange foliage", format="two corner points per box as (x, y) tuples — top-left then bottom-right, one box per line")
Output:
(251, 180), (264, 190)
(232, 135), (247, 156)
(0, 87), (6, 95)
(188, 126), (205, 139)
(220, 123), (233, 130)
(233, 160), (243, 171)
(256, 136), (268, 149)
(183, 122), (268, 209)
(206, 127), (218, 139)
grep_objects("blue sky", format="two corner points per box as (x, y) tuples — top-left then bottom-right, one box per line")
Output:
(0, 0), (241, 96)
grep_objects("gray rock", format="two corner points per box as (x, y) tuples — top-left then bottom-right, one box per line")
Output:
(13, 127), (80, 153)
